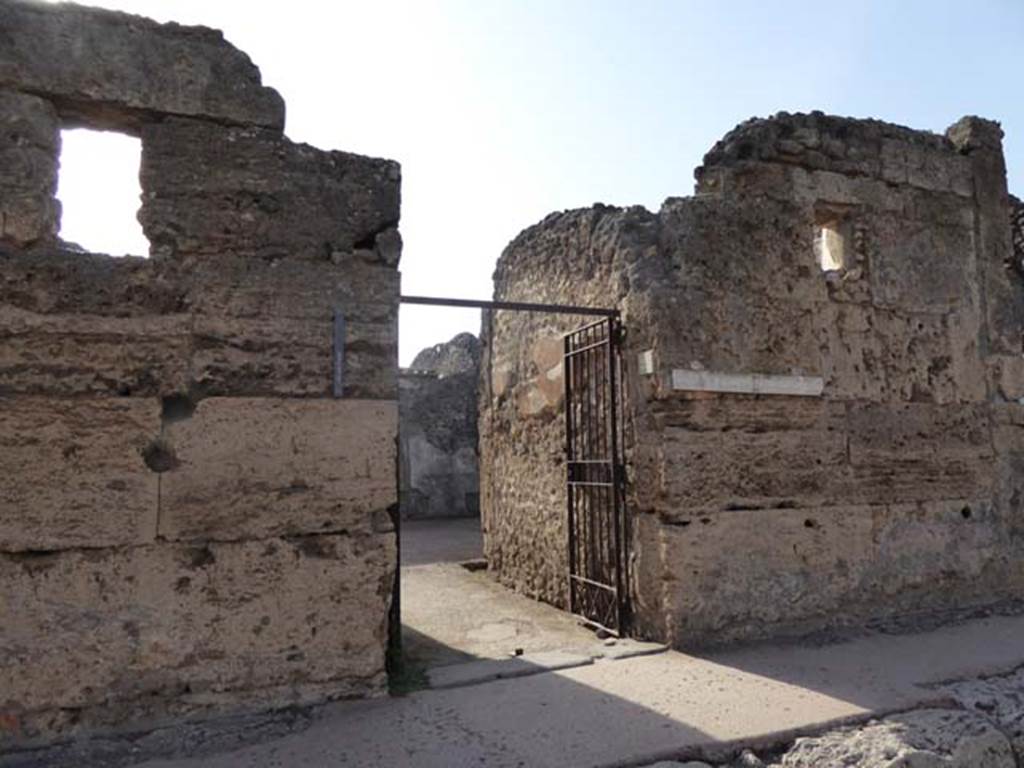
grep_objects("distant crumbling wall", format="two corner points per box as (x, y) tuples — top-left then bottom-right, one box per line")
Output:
(399, 333), (480, 519)
(0, 0), (400, 750)
(482, 111), (1024, 648)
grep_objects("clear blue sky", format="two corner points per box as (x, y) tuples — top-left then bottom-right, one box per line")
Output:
(57, 0), (1024, 363)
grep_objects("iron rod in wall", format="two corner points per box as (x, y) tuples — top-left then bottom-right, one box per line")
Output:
(400, 295), (619, 317)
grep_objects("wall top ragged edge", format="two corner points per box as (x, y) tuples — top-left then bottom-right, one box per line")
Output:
(0, 0), (285, 131)
(695, 110), (1003, 186)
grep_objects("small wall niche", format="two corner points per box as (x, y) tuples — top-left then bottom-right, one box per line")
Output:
(57, 128), (149, 257)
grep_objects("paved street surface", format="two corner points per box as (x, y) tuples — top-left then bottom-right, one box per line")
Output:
(400, 517), (484, 567)
(136, 612), (1024, 768)
(400, 517), (598, 669)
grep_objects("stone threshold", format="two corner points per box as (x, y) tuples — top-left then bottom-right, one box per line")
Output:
(426, 639), (668, 690)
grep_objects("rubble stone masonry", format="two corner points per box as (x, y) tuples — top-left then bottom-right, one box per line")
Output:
(481, 111), (1024, 648)
(0, 0), (400, 750)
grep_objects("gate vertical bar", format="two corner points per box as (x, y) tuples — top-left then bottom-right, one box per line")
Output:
(607, 317), (625, 633)
(564, 332), (576, 615)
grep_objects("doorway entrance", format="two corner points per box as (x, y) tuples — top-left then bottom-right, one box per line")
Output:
(392, 295), (628, 685)
(564, 316), (627, 636)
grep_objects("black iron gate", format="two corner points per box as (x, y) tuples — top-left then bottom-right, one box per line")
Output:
(564, 317), (627, 635)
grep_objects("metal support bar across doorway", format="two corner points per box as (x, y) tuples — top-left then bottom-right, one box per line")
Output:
(401, 294), (619, 318)
(399, 294), (629, 637)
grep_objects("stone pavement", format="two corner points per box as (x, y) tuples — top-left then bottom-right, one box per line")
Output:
(400, 517), (599, 669)
(400, 517), (484, 567)
(127, 612), (1024, 768)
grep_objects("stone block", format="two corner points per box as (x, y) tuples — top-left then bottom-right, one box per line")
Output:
(159, 398), (397, 541)
(865, 498), (1004, 591)
(0, 2), (284, 129)
(140, 118), (400, 263)
(0, 531), (393, 744)
(657, 292), (824, 381)
(0, 247), (185, 316)
(0, 90), (59, 246)
(650, 395), (828, 432)
(183, 257), (398, 399)
(779, 709), (1014, 768)
(189, 314), (333, 399)
(868, 215), (974, 312)
(943, 667), (1024, 758)
(879, 308), (984, 404)
(0, 396), (159, 551)
(844, 402), (994, 504)
(653, 499), (1011, 646)
(0, 248), (191, 396)
(817, 302), (890, 401)
(656, 399), (846, 514)
(945, 306), (990, 403)
(819, 302), (986, 404)
(0, 305), (191, 396)
(653, 504), (875, 643)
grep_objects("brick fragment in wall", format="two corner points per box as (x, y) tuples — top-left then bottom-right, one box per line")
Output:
(0, 530), (394, 747)
(159, 398), (398, 542)
(0, 396), (160, 552)
(0, 1), (284, 130)
(0, 90), (59, 246)
(140, 118), (401, 264)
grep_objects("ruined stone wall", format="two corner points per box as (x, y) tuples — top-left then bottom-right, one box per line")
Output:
(1012, 194), (1024, 273)
(482, 111), (1024, 648)
(399, 333), (480, 519)
(0, 0), (400, 750)
(479, 206), (660, 606)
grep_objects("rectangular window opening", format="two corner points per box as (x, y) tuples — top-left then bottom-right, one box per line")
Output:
(56, 128), (149, 257)
(814, 220), (845, 273)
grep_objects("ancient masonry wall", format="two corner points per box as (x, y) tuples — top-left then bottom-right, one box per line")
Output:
(479, 206), (660, 606)
(0, 0), (400, 749)
(399, 333), (481, 519)
(1012, 194), (1024, 271)
(481, 111), (1024, 647)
